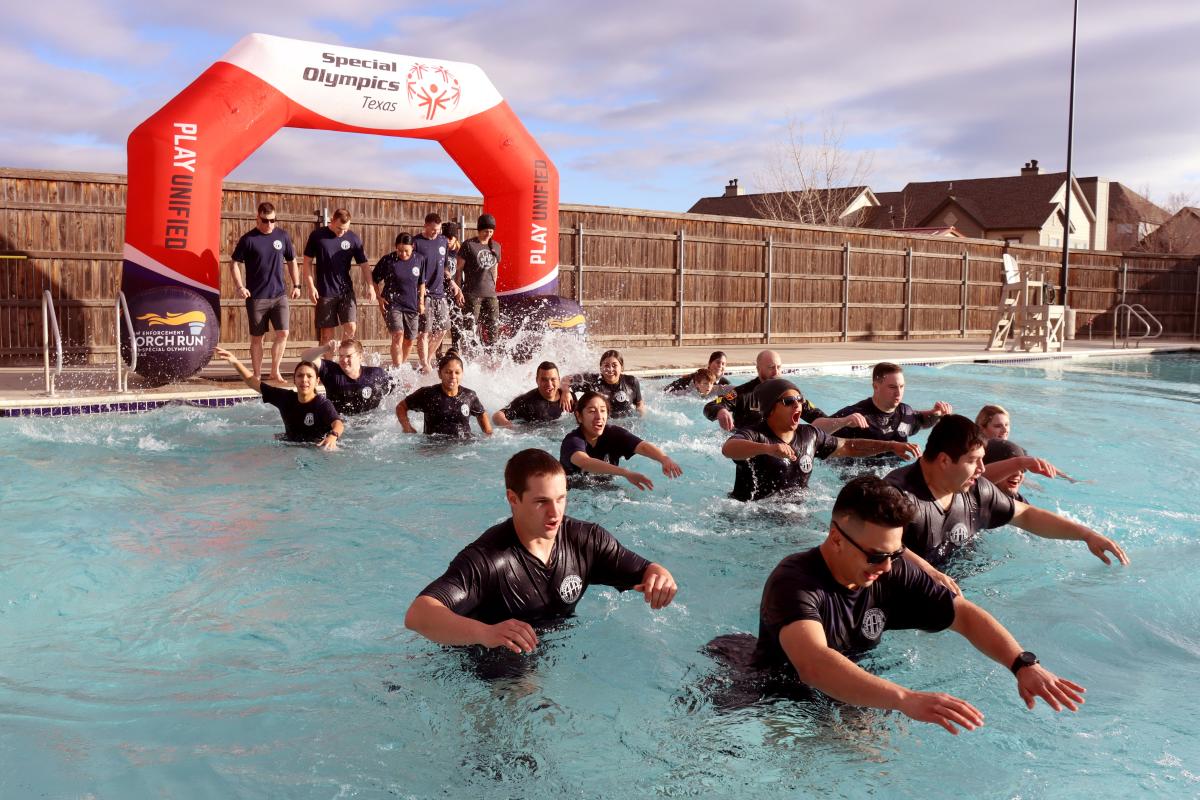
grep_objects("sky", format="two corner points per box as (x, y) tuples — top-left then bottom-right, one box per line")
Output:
(3, 0), (1199, 213)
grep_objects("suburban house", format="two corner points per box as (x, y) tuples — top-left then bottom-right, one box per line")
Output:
(687, 179), (879, 226)
(1139, 206), (1200, 253)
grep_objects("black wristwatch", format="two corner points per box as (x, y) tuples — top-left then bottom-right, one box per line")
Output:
(1010, 651), (1039, 675)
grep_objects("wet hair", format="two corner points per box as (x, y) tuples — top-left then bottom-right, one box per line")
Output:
(872, 362), (903, 382)
(707, 351), (726, 365)
(337, 338), (364, 355)
(293, 360), (320, 378)
(536, 361), (559, 375)
(691, 368), (716, 384)
(975, 404), (1009, 427)
(395, 232), (414, 247)
(424, 212), (442, 225)
(923, 414), (988, 463)
(331, 208), (351, 223)
(504, 448), (566, 498)
(832, 474), (916, 528)
(599, 349), (624, 368)
(257, 201), (275, 216)
(984, 438), (1027, 464)
(441, 221), (459, 238)
(573, 390), (609, 418)
(438, 351), (464, 372)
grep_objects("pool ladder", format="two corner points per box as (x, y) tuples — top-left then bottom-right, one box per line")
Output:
(42, 290), (63, 396)
(115, 291), (138, 392)
(1112, 303), (1163, 349)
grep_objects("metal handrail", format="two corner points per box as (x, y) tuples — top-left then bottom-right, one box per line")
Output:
(42, 290), (63, 395)
(115, 291), (138, 392)
(1112, 303), (1162, 349)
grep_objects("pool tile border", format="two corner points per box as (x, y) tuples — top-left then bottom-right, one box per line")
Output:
(0, 394), (258, 418)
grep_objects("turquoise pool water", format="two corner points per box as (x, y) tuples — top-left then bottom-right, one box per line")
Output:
(2, 351), (1199, 798)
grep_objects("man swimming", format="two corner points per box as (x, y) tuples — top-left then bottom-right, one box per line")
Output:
(492, 361), (566, 428)
(404, 448), (678, 654)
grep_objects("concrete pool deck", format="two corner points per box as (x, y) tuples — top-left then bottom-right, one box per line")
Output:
(2, 337), (1196, 416)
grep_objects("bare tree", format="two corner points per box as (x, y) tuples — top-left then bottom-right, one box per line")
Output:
(751, 119), (875, 226)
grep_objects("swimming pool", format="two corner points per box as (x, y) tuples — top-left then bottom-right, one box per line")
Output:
(2, 351), (1198, 798)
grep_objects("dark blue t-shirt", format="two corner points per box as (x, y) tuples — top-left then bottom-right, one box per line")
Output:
(372, 252), (426, 313)
(405, 385), (487, 437)
(232, 228), (295, 299)
(316, 361), (393, 415)
(559, 425), (643, 474)
(261, 383), (342, 443)
(304, 227), (368, 298)
(833, 397), (931, 443)
(413, 234), (450, 297)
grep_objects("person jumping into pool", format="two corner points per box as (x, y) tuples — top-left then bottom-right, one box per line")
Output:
(827, 362), (952, 442)
(404, 448), (678, 654)
(302, 208), (374, 346)
(372, 232), (426, 368)
(884, 415), (1128, 595)
(300, 339), (393, 416)
(702, 350), (853, 435)
(563, 350), (645, 417)
(560, 391), (681, 490)
(396, 351), (492, 438)
(721, 379), (920, 501)
(706, 475), (1088, 733)
(663, 368), (718, 398)
(214, 347), (343, 449)
(492, 361), (566, 428)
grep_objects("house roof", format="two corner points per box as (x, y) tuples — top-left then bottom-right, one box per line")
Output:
(1106, 182), (1170, 225)
(1140, 206), (1200, 253)
(688, 186), (870, 219)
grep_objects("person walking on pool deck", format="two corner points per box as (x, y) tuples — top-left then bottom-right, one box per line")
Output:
(560, 391), (681, 491)
(454, 213), (501, 355)
(885, 415), (1128, 595)
(413, 212), (453, 373)
(404, 448), (678, 654)
(396, 351), (492, 438)
(230, 201), (299, 383)
(303, 208), (374, 345)
(372, 232), (426, 368)
(493, 361), (566, 428)
(828, 362), (953, 441)
(708, 475), (1090, 734)
(722, 379), (921, 502)
(214, 347), (343, 449)
(300, 338), (394, 416)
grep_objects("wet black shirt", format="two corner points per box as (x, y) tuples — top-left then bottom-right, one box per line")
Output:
(317, 361), (392, 415)
(752, 547), (956, 671)
(260, 384), (342, 442)
(703, 377), (825, 430)
(502, 388), (565, 423)
(559, 425), (643, 473)
(405, 385), (486, 437)
(728, 424), (839, 501)
(572, 373), (643, 417)
(419, 516), (651, 624)
(663, 373), (731, 394)
(832, 397), (932, 443)
(885, 462), (1017, 566)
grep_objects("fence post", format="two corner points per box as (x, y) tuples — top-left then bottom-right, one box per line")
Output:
(1120, 260), (1127, 305)
(765, 235), (773, 344)
(676, 230), (685, 347)
(960, 252), (969, 338)
(842, 242), (850, 342)
(904, 246), (913, 340)
(575, 223), (584, 305)
(1193, 264), (1199, 341)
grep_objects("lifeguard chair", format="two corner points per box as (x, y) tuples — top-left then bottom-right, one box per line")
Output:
(986, 253), (1064, 352)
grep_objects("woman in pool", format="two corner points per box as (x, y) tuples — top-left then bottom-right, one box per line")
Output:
(560, 391), (682, 491)
(214, 347), (343, 449)
(565, 349), (645, 417)
(705, 351), (732, 386)
(976, 404), (1011, 440)
(396, 352), (492, 438)
(975, 404), (1063, 487)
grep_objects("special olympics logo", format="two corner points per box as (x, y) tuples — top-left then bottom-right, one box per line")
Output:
(949, 523), (971, 545)
(861, 608), (886, 640)
(558, 574), (584, 603)
(406, 63), (462, 121)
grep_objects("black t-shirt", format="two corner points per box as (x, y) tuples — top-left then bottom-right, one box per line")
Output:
(303, 227), (368, 297)
(728, 424), (839, 501)
(752, 547), (956, 672)
(832, 397), (931, 443)
(572, 373), (643, 418)
(460, 238), (501, 298)
(703, 377), (825, 429)
(419, 516), (651, 625)
(559, 425), (643, 473)
(413, 234), (449, 297)
(260, 383), (342, 442)
(885, 462), (1018, 566)
(502, 388), (564, 423)
(372, 252), (426, 313)
(663, 373), (731, 394)
(316, 361), (392, 415)
(232, 228), (295, 299)
(405, 385), (486, 437)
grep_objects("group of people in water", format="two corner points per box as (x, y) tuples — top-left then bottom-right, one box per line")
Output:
(212, 331), (1130, 734)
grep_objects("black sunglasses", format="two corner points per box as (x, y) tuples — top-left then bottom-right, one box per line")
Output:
(832, 519), (906, 565)
(258, 217), (276, 223)
(777, 395), (805, 408)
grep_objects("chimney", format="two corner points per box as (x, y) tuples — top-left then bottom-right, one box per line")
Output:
(724, 178), (743, 197)
(1021, 159), (1041, 176)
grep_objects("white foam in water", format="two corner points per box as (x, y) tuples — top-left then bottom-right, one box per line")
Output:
(136, 434), (173, 451)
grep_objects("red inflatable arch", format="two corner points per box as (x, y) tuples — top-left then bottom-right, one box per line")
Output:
(122, 32), (564, 382)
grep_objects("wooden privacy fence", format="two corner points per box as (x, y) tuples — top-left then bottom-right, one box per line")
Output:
(2, 166), (1198, 365)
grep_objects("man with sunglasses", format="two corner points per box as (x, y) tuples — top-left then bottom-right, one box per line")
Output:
(230, 202), (300, 383)
(721, 379), (919, 501)
(743, 474), (1088, 734)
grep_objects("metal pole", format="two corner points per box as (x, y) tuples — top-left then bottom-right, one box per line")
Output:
(961, 253), (970, 338)
(575, 224), (584, 305)
(1059, 0), (1079, 306)
(1121, 260), (1127, 305)
(676, 230), (685, 347)
(115, 295), (122, 391)
(1193, 265), (1199, 340)
(764, 236), (774, 344)
(42, 295), (50, 395)
(904, 246), (913, 339)
(841, 242), (850, 342)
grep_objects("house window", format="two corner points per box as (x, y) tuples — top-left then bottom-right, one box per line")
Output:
(1004, 237), (1022, 246)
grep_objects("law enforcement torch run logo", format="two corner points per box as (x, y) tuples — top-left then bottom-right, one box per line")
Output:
(558, 574), (583, 603)
(861, 608), (886, 640)
(125, 285), (218, 386)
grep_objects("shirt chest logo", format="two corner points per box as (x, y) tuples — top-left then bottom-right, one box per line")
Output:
(477, 250), (498, 270)
(460, 402), (470, 416)
(861, 608), (886, 640)
(272, 239), (283, 251)
(438, 246), (446, 255)
(948, 522), (971, 545)
(340, 240), (351, 251)
(411, 266), (421, 277)
(896, 421), (912, 436)
(361, 386), (373, 399)
(558, 574), (583, 603)
(614, 390), (628, 403)
(303, 412), (315, 426)
(797, 454), (814, 473)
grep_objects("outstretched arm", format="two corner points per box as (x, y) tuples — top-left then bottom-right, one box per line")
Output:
(1010, 501), (1130, 565)
(830, 437), (921, 461)
(901, 549), (961, 595)
(300, 340), (335, 364)
(214, 347), (261, 393)
(404, 595), (538, 654)
(569, 451), (654, 490)
(982, 455), (1059, 484)
(634, 441), (682, 478)
(633, 563), (677, 609)
(812, 412), (868, 434)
